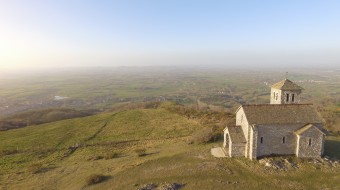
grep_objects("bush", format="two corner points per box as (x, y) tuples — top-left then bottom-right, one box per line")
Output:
(0, 149), (18, 157)
(192, 128), (215, 144)
(134, 149), (146, 157)
(28, 163), (43, 174)
(104, 152), (120, 159)
(87, 155), (104, 161)
(85, 174), (105, 185)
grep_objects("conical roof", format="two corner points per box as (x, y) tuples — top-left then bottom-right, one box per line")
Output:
(271, 79), (303, 91)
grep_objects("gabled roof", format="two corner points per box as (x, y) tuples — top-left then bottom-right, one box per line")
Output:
(225, 125), (246, 143)
(295, 124), (325, 135)
(239, 104), (324, 125)
(271, 79), (303, 91)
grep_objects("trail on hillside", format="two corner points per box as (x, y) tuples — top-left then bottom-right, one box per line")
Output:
(85, 121), (109, 142)
(62, 121), (109, 159)
(61, 114), (118, 159)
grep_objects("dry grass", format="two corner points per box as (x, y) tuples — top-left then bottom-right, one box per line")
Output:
(0, 107), (339, 190)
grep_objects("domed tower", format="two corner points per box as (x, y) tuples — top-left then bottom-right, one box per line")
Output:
(270, 79), (303, 104)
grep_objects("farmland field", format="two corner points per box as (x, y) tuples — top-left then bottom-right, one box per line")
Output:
(0, 67), (339, 132)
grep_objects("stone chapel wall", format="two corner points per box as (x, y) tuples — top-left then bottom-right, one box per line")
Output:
(296, 128), (325, 158)
(256, 124), (302, 157)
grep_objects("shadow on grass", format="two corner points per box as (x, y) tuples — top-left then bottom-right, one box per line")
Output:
(138, 151), (160, 157)
(85, 174), (112, 186)
(324, 139), (340, 160)
(39, 166), (58, 173)
(28, 164), (58, 174)
(101, 175), (112, 182)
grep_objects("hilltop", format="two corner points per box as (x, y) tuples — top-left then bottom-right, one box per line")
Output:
(0, 103), (339, 190)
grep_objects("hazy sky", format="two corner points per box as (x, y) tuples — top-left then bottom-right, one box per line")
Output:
(1, 0), (340, 69)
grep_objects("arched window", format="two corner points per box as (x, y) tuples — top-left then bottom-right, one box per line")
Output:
(286, 94), (289, 102)
(292, 94), (295, 102)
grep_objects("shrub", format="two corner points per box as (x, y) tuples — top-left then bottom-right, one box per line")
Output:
(87, 155), (104, 161)
(104, 152), (120, 159)
(0, 149), (18, 157)
(85, 174), (106, 185)
(134, 149), (146, 157)
(192, 128), (215, 144)
(28, 163), (43, 174)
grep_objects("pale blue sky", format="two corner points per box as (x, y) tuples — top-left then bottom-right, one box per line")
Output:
(1, 0), (340, 69)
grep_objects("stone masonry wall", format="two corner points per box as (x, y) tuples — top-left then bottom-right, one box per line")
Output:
(236, 108), (248, 139)
(270, 89), (301, 104)
(256, 124), (303, 157)
(230, 142), (246, 157)
(223, 129), (228, 148)
(296, 128), (325, 158)
(249, 126), (258, 159)
(270, 89), (282, 104)
(235, 108), (249, 157)
(282, 90), (301, 104)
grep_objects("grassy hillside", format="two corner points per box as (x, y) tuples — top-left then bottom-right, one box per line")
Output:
(0, 108), (97, 131)
(0, 106), (339, 190)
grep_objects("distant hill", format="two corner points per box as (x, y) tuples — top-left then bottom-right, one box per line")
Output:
(0, 108), (98, 131)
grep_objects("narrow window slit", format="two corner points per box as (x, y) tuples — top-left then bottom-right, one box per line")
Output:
(260, 137), (263, 144)
(282, 137), (286, 144)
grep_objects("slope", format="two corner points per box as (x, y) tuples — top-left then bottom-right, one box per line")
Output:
(0, 108), (97, 131)
(0, 107), (339, 190)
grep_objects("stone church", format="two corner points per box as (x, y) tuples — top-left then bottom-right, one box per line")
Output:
(223, 79), (325, 160)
